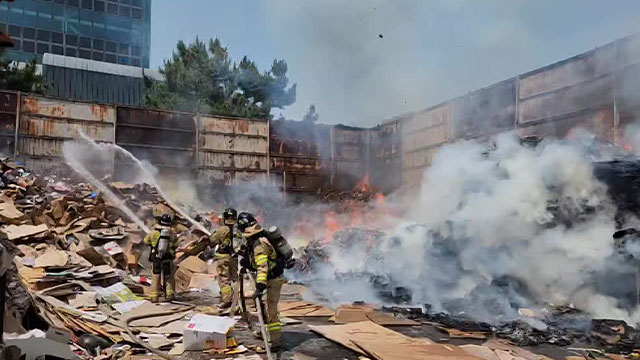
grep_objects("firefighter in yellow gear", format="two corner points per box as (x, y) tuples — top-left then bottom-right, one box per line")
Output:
(210, 208), (240, 309)
(237, 212), (285, 351)
(144, 214), (179, 303)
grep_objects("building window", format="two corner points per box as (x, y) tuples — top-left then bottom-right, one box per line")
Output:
(12, 40), (21, 51)
(54, 0), (65, 4)
(23, 41), (35, 53)
(23, 27), (36, 40)
(8, 25), (21, 37)
(68, 0), (79, 7)
(37, 30), (50, 42)
(119, 0), (131, 4)
(131, 58), (140, 67)
(131, 0), (141, 7)
(118, 5), (130, 17)
(92, 51), (103, 61)
(65, 47), (77, 57)
(93, 38), (104, 50)
(105, 41), (116, 52)
(65, 34), (78, 46)
(80, 36), (91, 48)
(104, 53), (117, 63)
(37, 43), (50, 55)
(79, 49), (91, 59)
(131, 7), (141, 19)
(118, 43), (128, 55)
(107, 3), (117, 15)
(52, 45), (64, 55)
(94, 1), (105, 12)
(81, 0), (93, 10)
(52, 32), (63, 44)
(118, 56), (130, 65)
(131, 45), (140, 57)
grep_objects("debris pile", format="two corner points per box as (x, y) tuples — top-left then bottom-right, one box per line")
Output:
(0, 159), (234, 359)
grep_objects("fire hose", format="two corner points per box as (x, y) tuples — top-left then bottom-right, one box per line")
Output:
(247, 271), (274, 360)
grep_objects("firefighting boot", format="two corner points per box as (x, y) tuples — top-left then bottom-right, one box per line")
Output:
(150, 274), (161, 303)
(165, 274), (175, 302)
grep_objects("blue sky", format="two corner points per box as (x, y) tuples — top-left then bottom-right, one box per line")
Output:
(151, 1), (640, 126)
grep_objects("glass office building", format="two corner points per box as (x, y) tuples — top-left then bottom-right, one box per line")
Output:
(0, 0), (151, 67)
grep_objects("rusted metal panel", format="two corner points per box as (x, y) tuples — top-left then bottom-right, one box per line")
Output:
(403, 103), (451, 136)
(518, 107), (614, 142)
(115, 107), (195, 175)
(370, 120), (402, 192)
(18, 96), (116, 170)
(0, 91), (17, 157)
(616, 33), (640, 70)
(519, 45), (615, 99)
(269, 120), (330, 193)
(518, 75), (613, 125)
(200, 116), (268, 137)
(197, 115), (268, 186)
(452, 79), (516, 139)
(200, 134), (267, 153)
(21, 96), (116, 123)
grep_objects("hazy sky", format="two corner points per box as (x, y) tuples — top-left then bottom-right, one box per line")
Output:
(151, 0), (640, 126)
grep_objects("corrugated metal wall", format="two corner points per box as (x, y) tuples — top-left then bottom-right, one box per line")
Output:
(198, 115), (268, 185)
(115, 107), (196, 183)
(332, 125), (370, 189)
(43, 66), (144, 106)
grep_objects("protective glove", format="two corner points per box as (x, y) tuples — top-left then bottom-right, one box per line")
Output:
(255, 282), (266, 298)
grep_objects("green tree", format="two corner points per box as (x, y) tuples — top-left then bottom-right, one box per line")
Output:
(0, 48), (45, 93)
(145, 38), (296, 118)
(303, 104), (319, 123)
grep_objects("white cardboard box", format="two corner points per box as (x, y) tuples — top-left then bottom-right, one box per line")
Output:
(183, 314), (237, 350)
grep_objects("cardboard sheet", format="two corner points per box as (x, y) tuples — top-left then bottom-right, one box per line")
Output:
(0, 201), (24, 219)
(179, 256), (208, 273)
(279, 301), (335, 317)
(309, 321), (432, 355)
(354, 339), (483, 360)
(34, 249), (68, 268)
(437, 326), (487, 339)
(188, 273), (216, 290)
(3, 223), (48, 240)
(482, 340), (552, 360)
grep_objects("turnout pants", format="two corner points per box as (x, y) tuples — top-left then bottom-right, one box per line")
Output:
(151, 260), (175, 302)
(216, 254), (238, 305)
(260, 276), (285, 346)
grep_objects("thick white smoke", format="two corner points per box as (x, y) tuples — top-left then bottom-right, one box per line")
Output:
(300, 133), (640, 324)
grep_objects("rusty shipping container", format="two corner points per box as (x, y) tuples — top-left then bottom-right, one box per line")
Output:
(18, 95), (116, 173)
(198, 115), (268, 185)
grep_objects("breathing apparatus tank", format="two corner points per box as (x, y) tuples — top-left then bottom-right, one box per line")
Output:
(156, 229), (171, 259)
(266, 226), (295, 268)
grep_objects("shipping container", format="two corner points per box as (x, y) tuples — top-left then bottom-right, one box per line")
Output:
(370, 120), (401, 193)
(0, 90), (18, 157)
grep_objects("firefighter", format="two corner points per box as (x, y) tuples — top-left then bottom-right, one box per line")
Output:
(237, 212), (286, 350)
(144, 213), (179, 303)
(210, 208), (240, 310)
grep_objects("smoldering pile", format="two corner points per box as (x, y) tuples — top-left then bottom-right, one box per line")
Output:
(291, 134), (640, 354)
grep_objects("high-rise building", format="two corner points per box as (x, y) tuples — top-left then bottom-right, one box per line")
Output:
(0, 0), (151, 67)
